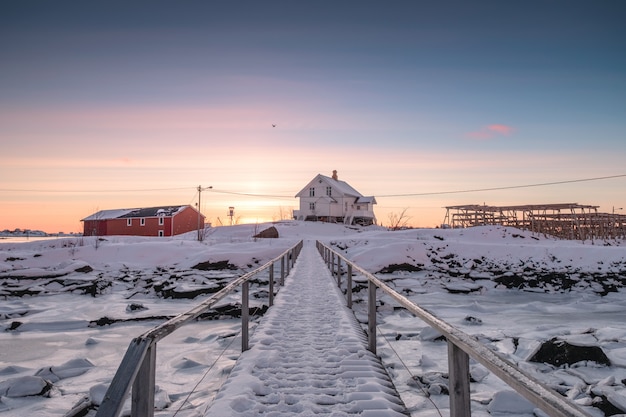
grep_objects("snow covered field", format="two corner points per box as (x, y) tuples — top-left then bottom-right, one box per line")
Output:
(1, 221), (625, 416)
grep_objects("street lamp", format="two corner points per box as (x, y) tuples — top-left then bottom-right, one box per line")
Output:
(197, 185), (212, 241)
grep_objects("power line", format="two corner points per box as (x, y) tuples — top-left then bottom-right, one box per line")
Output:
(0, 186), (192, 193)
(208, 189), (295, 200)
(376, 174), (626, 198)
(1, 174), (623, 198)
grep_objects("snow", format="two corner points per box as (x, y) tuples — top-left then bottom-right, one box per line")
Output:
(205, 241), (407, 416)
(0, 222), (625, 417)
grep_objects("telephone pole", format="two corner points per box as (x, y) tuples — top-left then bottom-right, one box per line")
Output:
(197, 185), (212, 241)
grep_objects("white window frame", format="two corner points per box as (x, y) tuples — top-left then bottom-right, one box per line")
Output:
(309, 187), (315, 197)
(158, 230), (164, 237)
(140, 218), (145, 226)
(326, 186), (332, 196)
(158, 217), (164, 226)
(309, 202), (315, 211)
(127, 218), (132, 226)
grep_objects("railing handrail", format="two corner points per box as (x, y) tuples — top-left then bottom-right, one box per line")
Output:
(316, 241), (592, 417)
(92, 240), (303, 417)
(142, 251), (288, 342)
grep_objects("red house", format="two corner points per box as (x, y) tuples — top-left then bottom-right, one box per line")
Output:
(81, 205), (205, 237)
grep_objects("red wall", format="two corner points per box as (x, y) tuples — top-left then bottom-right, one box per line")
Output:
(82, 207), (203, 237)
(172, 206), (204, 235)
(83, 220), (108, 236)
(104, 217), (172, 236)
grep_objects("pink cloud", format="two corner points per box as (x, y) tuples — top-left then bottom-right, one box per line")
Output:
(466, 124), (515, 141)
(487, 124), (514, 135)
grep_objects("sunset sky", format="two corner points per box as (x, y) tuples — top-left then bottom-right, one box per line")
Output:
(1, 1), (625, 233)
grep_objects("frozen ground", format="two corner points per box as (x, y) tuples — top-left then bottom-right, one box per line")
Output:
(1, 221), (625, 416)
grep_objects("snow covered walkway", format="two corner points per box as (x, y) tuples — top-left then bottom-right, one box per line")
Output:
(204, 240), (408, 417)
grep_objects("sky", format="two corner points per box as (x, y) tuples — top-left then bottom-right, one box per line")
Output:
(1, 1), (625, 232)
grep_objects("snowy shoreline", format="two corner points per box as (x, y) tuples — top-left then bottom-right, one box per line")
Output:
(1, 222), (625, 416)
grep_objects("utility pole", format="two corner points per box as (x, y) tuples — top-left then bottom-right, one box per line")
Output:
(197, 185), (212, 241)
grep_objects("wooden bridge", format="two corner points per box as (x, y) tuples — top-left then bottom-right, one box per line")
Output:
(80, 240), (593, 417)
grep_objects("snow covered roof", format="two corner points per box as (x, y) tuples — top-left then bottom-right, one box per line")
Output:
(81, 205), (191, 221)
(320, 174), (363, 197)
(296, 173), (376, 199)
(356, 196), (377, 204)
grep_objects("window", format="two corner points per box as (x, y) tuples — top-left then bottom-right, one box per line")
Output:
(309, 202), (315, 211)
(326, 186), (332, 196)
(127, 218), (132, 226)
(140, 218), (146, 226)
(158, 230), (164, 237)
(158, 217), (164, 226)
(356, 205), (361, 211)
(309, 187), (315, 197)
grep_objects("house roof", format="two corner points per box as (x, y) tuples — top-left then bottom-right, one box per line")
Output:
(296, 174), (363, 198)
(355, 196), (377, 204)
(82, 205), (199, 221)
(295, 174), (376, 204)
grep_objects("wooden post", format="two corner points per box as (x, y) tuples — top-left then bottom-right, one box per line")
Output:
(286, 250), (291, 275)
(242, 282), (249, 351)
(269, 263), (274, 306)
(347, 264), (353, 308)
(95, 338), (151, 417)
(368, 280), (376, 354)
(280, 256), (285, 286)
(448, 341), (471, 417)
(337, 257), (342, 288)
(132, 342), (156, 417)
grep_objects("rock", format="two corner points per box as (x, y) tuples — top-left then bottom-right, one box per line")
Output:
(89, 383), (108, 406)
(35, 358), (94, 382)
(6, 321), (22, 331)
(488, 390), (535, 414)
(470, 365), (489, 383)
(192, 260), (237, 270)
(253, 226), (279, 238)
(463, 315), (483, 325)
(419, 327), (445, 342)
(74, 265), (93, 273)
(444, 283), (482, 294)
(606, 392), (626, 414)
(529, 338), (610, 366)
(0, 376), (53, 397)
(126, 302), (148, 312)
(378, 263), (423, 273)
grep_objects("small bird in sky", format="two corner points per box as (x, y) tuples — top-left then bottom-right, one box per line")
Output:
(272, 124), (276, 127)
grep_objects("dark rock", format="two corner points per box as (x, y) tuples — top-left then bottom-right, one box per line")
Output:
(494, 274), (526, 289)
(529, 338), (611, 366)
(414, 372), (449, 395)
(464, 316), (483, 325)
(5, 257), (25, 262)
(592, 395), (625, 416)
(378, 263), (423, 273)
(192, 260), (237, 271)
(126, 303), (147, 312)
(254, 226), (279, 238)
(75, 265), (93, 273)
(6, 321), (22, 331)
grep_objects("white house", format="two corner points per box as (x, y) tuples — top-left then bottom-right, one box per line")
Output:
(293, 170), (377, 226)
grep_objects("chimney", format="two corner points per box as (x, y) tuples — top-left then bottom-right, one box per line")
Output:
(332, 170), (338, 180)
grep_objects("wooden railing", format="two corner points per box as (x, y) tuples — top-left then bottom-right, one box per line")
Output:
(93, 240), (303, 417)
(316, 241), (593, 417)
